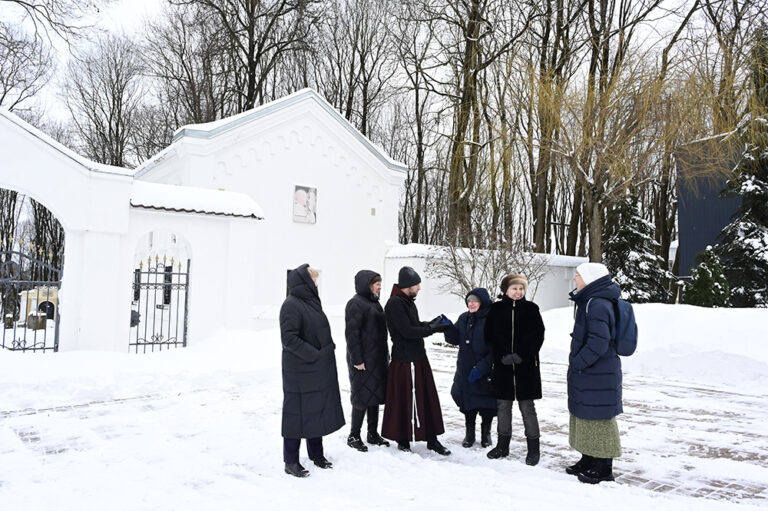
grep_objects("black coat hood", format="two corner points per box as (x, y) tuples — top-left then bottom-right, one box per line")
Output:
(287, 263), (320, 305)
(354, 270), (381, 301)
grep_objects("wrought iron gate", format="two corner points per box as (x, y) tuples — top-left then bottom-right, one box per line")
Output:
(0, 247), (61, 352)
(129, 256), (190, 353)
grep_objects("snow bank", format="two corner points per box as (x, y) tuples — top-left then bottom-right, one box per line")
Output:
(541, 304), (768, 392)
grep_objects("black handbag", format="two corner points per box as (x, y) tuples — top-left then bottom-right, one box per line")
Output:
(475, 373), (496, 395)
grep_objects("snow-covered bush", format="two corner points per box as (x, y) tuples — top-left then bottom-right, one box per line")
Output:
(684, 246), (730, 307)
(714, 119), (768, 307)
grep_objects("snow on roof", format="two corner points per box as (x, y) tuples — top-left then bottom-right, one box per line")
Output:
(544, 254), (589, 267)
(0, 108), (132, 177)
(131, 181), (264, 219)
(385, 243), (587, 267)
(385, 243), (436, 258)
(135, 88), (407, 177)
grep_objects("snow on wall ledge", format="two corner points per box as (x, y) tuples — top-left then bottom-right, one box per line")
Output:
(131, 181), (265, 219)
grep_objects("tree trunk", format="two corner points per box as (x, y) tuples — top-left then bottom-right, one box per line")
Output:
(584, 187), (603, 261)
(566, 182), (582, 255)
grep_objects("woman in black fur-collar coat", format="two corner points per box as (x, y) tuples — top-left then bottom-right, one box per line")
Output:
(484, 274), (545, 465)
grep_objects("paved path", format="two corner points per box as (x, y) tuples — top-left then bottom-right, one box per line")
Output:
(1, 344), (766, 506)
(428, 343), (768, 506)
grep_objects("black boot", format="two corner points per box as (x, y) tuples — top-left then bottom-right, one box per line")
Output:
(427, 436), (451, 456)
(347, 435), (368, 452)
(462, 414), (476, 448)
(366, 431), (390, 447)
(578, 457), (615, 484)
(525, 438), (540, 466)
(487, 434), (510, 459)
(566, 454), (590, 475)
(480, 421), (493, 448)
(348, 407), (366, 449)
(284, 462), (309, 477)
(397, 440), (411, 452)
(310, 456), (333, 469)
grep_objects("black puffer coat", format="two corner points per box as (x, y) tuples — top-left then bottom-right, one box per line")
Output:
(280, 264), (345, 439)
(444, 288), (497, 412)
(484, 296), (545, 401)
(345, 270), (389, 408)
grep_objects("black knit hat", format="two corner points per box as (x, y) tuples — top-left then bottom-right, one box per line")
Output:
(396, 266), (421, 288)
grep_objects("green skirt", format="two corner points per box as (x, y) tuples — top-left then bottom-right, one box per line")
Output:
(569, 414), (622, 458)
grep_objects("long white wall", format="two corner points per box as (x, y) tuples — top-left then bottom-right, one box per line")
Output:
(383, 246), (586, 320)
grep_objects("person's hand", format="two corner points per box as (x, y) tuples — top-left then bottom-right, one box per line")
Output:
(501, 353), (522, 365)
(429, 318), (450, 333)
(468, 367), (483, 382)
(354, 363), (366, 370)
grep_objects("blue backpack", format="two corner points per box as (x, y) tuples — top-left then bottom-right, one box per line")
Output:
(612, 300), (638, 356)
(586, 298), (638, 356)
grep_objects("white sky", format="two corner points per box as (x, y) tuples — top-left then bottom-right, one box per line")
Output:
(4, 0), (703, 125)
(0, 0), (164, 121)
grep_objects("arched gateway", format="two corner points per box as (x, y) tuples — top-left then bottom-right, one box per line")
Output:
(0, 109), (263, 352)
(0, 230), (62, 352)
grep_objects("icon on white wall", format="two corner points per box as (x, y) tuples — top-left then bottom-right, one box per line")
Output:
(293, 185), (317, 224)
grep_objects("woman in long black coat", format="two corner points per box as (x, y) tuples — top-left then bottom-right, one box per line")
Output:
(280, 264), (345, 478)
(344, 270), (390, 451)
(444, 287), (497, 449)
(484, 274), (545, 465)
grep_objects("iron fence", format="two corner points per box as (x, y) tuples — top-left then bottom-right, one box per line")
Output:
(0, 246), (61, 352)
(129, 256), (189, 353)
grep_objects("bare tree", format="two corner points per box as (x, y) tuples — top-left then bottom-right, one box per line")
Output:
(425, 241), (550, 300)
(171, 0), (322, 111)
(391, 1), (443, 244)
(29, 198), (64, 280)
(0, 22), (51, 112)
(551, 0), (700, 261)
(63, 35), (144, 167)
(0, 0), (107, 43)
(525, 0), (586, 253)
(312, 0), (396, 136)
(142, 3), (236, 126)
(432, 0), (536, 246)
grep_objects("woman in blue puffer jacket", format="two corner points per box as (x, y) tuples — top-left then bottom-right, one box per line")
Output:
(566, 262), (623, 485)
(443, 288), (496, 449)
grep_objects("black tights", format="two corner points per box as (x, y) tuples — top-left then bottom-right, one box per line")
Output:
(464, 409), (495, 426)
(350, 405), (380, 437)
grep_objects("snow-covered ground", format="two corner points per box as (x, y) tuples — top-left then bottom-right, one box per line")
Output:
(1, 304), (766, 510)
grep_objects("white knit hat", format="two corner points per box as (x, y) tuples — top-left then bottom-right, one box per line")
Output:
(576, 262), (610, 286)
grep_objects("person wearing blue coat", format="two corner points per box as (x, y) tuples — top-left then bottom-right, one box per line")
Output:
(566, 262), (623, 484)
(443, 288), (497, 449)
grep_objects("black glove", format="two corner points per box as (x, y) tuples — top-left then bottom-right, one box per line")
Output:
(501, 353), (522, 365)
(429, 318), (450, 333)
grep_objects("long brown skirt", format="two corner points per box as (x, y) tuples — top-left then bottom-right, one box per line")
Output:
(381, 358), (445, 442)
